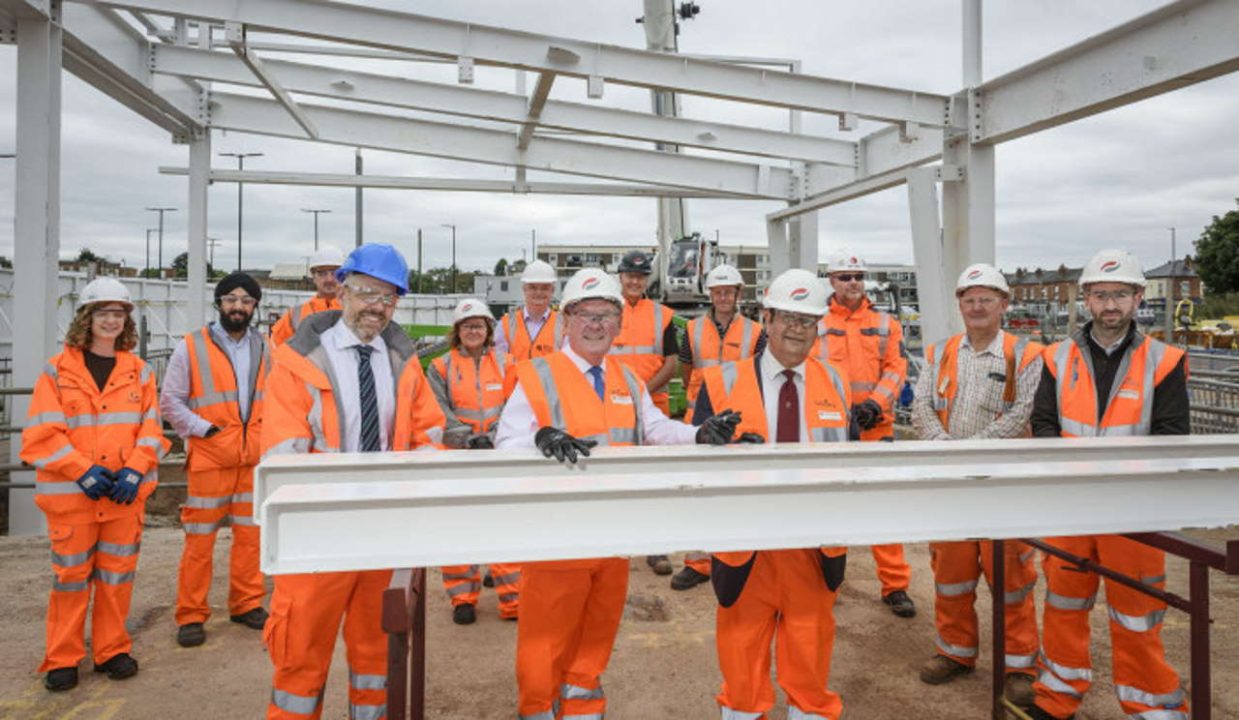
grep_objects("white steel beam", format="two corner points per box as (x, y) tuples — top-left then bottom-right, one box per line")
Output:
(207, 92), (796, 199)
(976, 0), (1239, 144)
(186, 133), (209, 327)
(224, 22), (318, 139)
(517, 70), (555, 151)
(257, 436), (1239, 574)
(149, 46), (857, 165)
(156, 167), (744, 199)
(83, 0), (952, 126)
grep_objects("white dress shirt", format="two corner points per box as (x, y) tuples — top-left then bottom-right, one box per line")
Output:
(320, 319), (396, 452)
(493, 306), (551, 354)
(494, 343), (698, 448)
(160, 323), (257, 438)
(758, 350), (809, 442)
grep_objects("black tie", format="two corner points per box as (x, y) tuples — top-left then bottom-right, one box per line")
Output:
(355, 345), (381, 452)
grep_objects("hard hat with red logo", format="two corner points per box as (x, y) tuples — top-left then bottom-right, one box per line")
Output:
(560, 268), (623, 309)
(452, 298), (495, 325)
(521, 260), (558, 285)
(955, 263), (1011, 297)
(1079, 249), (1146, 288)
(762, 268), (829, 316)
(705, 263), (744, 289)
(827, 251), (866, 274)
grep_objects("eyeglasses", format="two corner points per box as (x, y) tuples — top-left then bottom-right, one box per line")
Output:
(91, 309), (128, 320)
(1087, 289), (1135, 303)
(959, 296), (1000, 309)
(311, 268), (336, 279)
(772, 310), (819, 328)
(345, 284), (399, 307)
(458, 322), (489, 332)
(219, 295), (258, 308)
(833, 273), (865, 283)
(572, 311), (621, 327)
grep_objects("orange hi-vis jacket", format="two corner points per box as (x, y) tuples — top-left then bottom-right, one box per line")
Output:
(926, 332), (1043, 430)
(515, 351), (646, 450)
(270, 296), (341, 347)
(813, 296), (906, 439)
(261, 311), (445, 459)
(502, 307), (562, 360)
(699, 354), (851, 601)
(22, 348), (170, 523)
(684, 313), (761, 412)
(428, 348), (511, 436)
(610, 297), (673, 384)
(1045, 331), (1184, 437)
(183, 326), (270, 470)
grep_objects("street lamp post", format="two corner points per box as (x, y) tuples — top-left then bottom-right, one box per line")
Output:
(302, 208), (332, 251)
(441, 223), (457, 293)
(144, 228), (155, 277)
(219, 151), (264, 271)
(207, 237), (223, 270)
(146, 207), (177, 278)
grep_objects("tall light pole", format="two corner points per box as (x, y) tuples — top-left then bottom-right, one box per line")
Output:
(219, 151), (263, 270)
(146, 207), (177, 277)
(416, 228), (424, 294)
(531, 228), (537, 261)
(144, 228), (156, 277)
(207, 237), (223, 270)
(302, 208), (332, 250)
(441, 223), (457, 294)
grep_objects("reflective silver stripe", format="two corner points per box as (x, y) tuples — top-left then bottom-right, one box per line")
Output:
(1004, 337), (1032, 411)
(36, 480), (83, 495)
(1116, 683), (1185, 709)
(445, 583), (481, 597)
(935, 579), (978, 597)
(187, 390), (241, 410)
(1138, 339), (1167, 435)
(1047, 590), (1096, 611)
(1108, 607), (1165, 632)
(140, 363), (152, 384)
(850, 381), (877, 393)
(32, 443), (74, 469)
(935, 635), (978, 658)
(1042, 655), (1093, 682)
(97, 541), (140, 557)
(738, 319), (755, 359)
(27, 411), (67, 426)
(610, 428), (637, 444)
(441, 566), (479, 581)
(562, 713), (603, 720)
(519, 713), (556, 720)
(1130, 711), (1189, 720)
(1006, 652), (1037, 669)
(652, 304), (665, 355)
(136, 436), (168, 460)
(53, 578), (90, 592)
(141, 409), (160, 423)
(528, 357), (566, 429)
(52, 546), (96, 567)
(498, 593), (519, 604)
(231, 515), (257, 527)
(290, 303), (305, 330)
(305, 383), (336, 453)
(618, 367), (644, 445)
(787, 708), (831, 720)
(92, 568), (135, 585)
(691, 318), (709, 369)
(271, 688), (320, 715)
(720, 361), (739, 395)
(1053, 342), (1087, 435)
(492, 571), (520, 586)
(609, 344), (655, 355)
(189, 328), (219, 405)
(232, 492), (254, 503)
(561, 683), (603, 701)
(349, 671), (387, 690)
(350, 704), (386, 720)
(1005, 581), (1036, 604)
(1019, 548), (1035, 564)
(44, 362), (59, 381)
(186, 495), (232, 509)
(1038, 667), (1084, 698)
(721, 708), (764, 720)
(184, 520), (223, 535)
(809, 426), (848, 442)
(261, 437), (310, 462)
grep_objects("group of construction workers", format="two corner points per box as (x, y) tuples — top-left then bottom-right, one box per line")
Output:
(19, 237), (1187, 720)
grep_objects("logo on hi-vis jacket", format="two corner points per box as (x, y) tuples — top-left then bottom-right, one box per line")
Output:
(1100, 260), (1121, 273)
(967, 269), (983, 280)
(582, 277), (601, 290)
(790, 288), (811, 301)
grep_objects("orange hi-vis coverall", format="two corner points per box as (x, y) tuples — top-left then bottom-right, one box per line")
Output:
(1032, 331), (1189, 720)
(269, 296), (340, 347)
(609, 297), (674, 415)
(173, 326), (270, 626)
(427, 348), (521, 618)
(812, 296), (910, 597)
(501, 307), (563, 360)
(923, 333), (1043, 674)
(261, 312), (445, 720)
(511, 352), (648, 720)
(698, 354), (851, 720)
(21, 348), (170, 672)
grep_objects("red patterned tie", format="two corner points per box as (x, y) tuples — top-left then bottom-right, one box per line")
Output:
(777, 369), (800, 443)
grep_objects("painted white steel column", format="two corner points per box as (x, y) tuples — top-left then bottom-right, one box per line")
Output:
(766, 219), (789, 276)
(787, 212), (819, 272)
(187, 132), (210, 326)
(10, 8), (63, 536)
(907, 167), (957, 344)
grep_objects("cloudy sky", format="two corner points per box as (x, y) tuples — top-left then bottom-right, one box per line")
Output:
(1, 0), (1237, 278)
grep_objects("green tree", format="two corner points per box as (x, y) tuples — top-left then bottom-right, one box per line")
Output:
(494, 258), (509, 276)
(171, 252), (214, 279)
(77, 248), (103, 264)
(0, 256), (11, 269)
(1195, 203), (1239, 293)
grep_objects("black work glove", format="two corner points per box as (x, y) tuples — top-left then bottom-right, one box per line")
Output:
(735, 432), (766, 444)
(203, 425), (221, 439)
(696, 410), (743, 445)
(466, 434), (495, 450)
(851, 399), (884, 431)
(534, 427), (597, 465)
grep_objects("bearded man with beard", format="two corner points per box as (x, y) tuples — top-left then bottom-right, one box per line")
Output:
(160, 272), (272, 649)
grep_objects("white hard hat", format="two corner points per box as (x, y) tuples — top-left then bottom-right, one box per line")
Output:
(827, 252), (866, 274)
(560, 268), (622, 309)
(309, 246), (345, 270)
(763, 269), (829, 316)
(705, 264), (744, 289)
(79, 277), (133, 311)
(452, 298), (495, 325)
(955, 263), (1010, 297)
(521, 260), (558, 285)
(1079, 249), (1146, 288)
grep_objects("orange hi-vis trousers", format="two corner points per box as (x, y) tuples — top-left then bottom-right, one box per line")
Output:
(42, 512), (144, 671)
(265, 570), (390, 720)
(929, 540), (1038, 673)
(684, 552), (712, 576)
(716, 549), (842, 720)
(1033, 535), (1188, 720)
(871, 543), (911, 596)
(176, 465), (263, 625)
(516, 557), (628, 720)
(441, 563), (521, 619)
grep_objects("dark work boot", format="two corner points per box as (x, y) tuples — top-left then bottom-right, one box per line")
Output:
(94, 653), (138, 681)
(230, 607), (269, 630)
(44, 667), (78, 692)
(882, 590), (916, 618)
(646, 555), (673, 575)
(453, 603), (476, 626)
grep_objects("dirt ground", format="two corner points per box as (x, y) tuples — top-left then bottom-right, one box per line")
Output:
(1, 518), (1237, 720)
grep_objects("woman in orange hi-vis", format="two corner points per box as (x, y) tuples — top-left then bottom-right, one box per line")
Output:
(428, 298), (521, 625)
(21, 278), (170, 693)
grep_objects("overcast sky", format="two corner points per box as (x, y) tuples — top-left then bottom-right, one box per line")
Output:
(1, 0), (1237, 277)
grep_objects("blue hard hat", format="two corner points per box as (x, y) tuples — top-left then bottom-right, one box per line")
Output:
(335, 243), (410, 295)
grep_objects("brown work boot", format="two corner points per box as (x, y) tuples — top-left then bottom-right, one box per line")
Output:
(918, 655), (973, 685)
(646, 555), (673, 575)
(1005, 672), (1036, 708)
